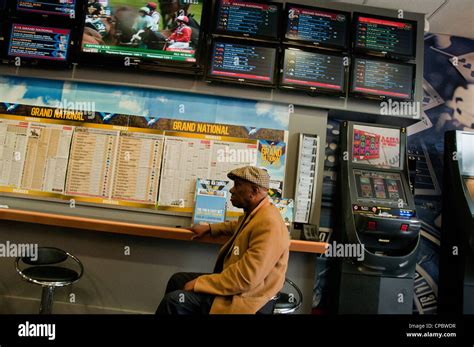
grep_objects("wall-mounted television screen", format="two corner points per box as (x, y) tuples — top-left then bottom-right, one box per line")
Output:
(280, 48), (346, 93)
(350, 57), (414, 100)
(214, 0), (281, 41)
(15, 0), (76, 17)
(284, 4), (349, 51)
(207, 40), (277, 86)
(352, 124), (401, 169)
(81, 0), (204, 67)
(8, 23), (71, 61)
(354, 169), (406, 203)
(353, 12), (416, 60)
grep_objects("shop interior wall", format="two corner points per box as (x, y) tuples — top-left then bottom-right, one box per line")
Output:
(0, 107), (328, 314)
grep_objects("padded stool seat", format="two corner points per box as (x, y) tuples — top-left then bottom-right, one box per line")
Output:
(273, 278), (303, 314)
(22, 266), (80, 283)
(275, 293), (298, 310)
(15, 247), (83, 314)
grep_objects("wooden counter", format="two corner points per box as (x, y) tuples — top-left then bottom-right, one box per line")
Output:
(0, 208), (327, 254)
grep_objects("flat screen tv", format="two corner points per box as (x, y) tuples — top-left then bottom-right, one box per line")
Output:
(280, 47), (346, 94)
(213, 0), (281, 41)
(14, 0), (76, 17)
(284, 3), (349, 51)
(353, 12), (417, 60)
(350, 56), (415, 100)
(80, 0), (207, 72)
(207, 39), (277, 87)
(7, 23), (72, 64)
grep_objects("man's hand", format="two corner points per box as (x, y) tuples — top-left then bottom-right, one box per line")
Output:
(186, 223), (211, 240)
(184, 278), (197, 291)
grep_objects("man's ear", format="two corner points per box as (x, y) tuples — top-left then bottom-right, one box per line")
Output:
(250, 184), (261, 195)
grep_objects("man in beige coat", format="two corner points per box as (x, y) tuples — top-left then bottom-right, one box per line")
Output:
(156, 166), (290, 314)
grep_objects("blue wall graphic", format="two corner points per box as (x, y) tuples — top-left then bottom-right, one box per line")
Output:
(0, 76), (289, 131)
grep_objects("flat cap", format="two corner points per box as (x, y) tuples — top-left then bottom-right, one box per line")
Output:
(227, 166), (270, 190)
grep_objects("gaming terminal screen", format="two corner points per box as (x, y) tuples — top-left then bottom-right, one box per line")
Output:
(352, 124), (401, 169)
(354, 169), (406, 203)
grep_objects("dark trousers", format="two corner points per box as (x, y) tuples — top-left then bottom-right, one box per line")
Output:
(156, 272), (214, 314)
(156, 272), (276, 314)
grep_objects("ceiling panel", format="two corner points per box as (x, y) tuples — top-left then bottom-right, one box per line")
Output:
(324, 0), (474, 38)
(332, 0), (444, 14)
(427, 0), (474, 38)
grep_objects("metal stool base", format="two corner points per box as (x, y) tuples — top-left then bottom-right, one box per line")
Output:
(40, 286), (55, 314)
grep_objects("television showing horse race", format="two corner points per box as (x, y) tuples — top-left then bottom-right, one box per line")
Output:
(81, 0), (203, 63)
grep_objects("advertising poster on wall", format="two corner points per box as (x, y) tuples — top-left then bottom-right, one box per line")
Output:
(269, 197), (293, 226)
(257, 140), (286, 182)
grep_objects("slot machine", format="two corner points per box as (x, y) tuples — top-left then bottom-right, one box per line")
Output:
(439, 130), (474, 314)
(335, 121), (421, 314)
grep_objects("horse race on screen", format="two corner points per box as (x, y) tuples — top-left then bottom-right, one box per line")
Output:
(82, 0), (202, 62)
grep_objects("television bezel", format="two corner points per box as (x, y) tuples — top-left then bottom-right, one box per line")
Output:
(352, 12), (417, 61)
(8, 0), (86, 25)
(206, 37), (279, 88)
(279, 46), (348, 95)
(349, 55), (416, 101)
(78, 0), (210, 75)
(3, 20), (76, 68)
(283, 3), (350, 52)
(212, 0), (282, 42)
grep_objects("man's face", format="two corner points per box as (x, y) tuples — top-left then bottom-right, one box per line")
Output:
(229, 179), (254, 209)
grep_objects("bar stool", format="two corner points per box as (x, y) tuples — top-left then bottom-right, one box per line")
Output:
(15, 247), (84, 314)
(273, 278), (303, 314)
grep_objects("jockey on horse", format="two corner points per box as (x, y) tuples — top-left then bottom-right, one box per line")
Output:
(166, 15), (192, 49)
(130, 7), (168, 49)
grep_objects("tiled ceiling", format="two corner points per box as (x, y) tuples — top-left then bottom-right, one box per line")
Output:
(318, 0), (474, 38)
